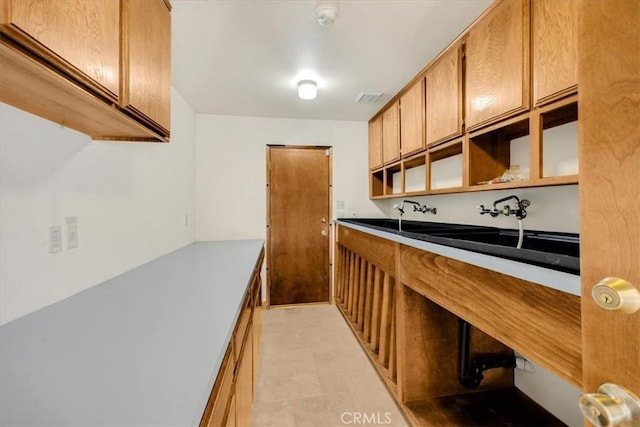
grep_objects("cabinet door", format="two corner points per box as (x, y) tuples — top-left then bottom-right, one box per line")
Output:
(368, 116), (383, 170)
(382, 101), (400, 164)
(532, 0), (578, 106)
(235, 323), (253, 427)
(0, 0), (119, 100)
(425, 45), (462, 146)
(121, 0), (171, 133)
(400, 78), (425, 157)
(465, 0), (529, 130)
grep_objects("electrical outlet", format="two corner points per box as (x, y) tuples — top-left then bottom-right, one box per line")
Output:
(336, 200), (345, 210)
(66, 217), (78, 250)
(49, 226), (62, 254)
(515, 356), (535, 373)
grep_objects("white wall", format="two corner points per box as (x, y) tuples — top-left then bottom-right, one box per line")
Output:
(0, 87), (197, 325)
(195, 114), (383, 241)
(377, 185), (579, 233)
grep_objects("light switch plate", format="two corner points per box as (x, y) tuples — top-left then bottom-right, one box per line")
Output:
(66, 217), (78, 250)
(49, 226), (62, 253)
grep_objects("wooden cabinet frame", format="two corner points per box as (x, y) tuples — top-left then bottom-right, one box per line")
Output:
(334, 225), (581, 425)
(200, 248), (264, 427)
(368, 0), (580, 200)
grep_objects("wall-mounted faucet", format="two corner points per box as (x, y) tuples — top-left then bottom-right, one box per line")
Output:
(477, 195), (530, 220)
(477, 195), (531, 249)
(393, 200), (437, 232)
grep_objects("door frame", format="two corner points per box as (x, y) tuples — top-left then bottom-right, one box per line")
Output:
(265, 145), (333, 309)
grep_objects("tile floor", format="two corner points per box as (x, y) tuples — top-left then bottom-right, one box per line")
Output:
(252, 304), (408, 427)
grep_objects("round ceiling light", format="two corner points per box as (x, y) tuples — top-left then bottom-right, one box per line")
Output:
(316, 4), (338, 27)
(298, 80), (317, 100)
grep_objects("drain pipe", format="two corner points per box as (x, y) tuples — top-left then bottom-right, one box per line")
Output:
(458, 319), (516, 389)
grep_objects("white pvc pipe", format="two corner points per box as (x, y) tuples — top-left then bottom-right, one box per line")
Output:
(517, 219), (524, 249)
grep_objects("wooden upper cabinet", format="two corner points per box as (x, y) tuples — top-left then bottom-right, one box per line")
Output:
(121, 0), (171, 134)
(0, 0), (171, 142)
(0, 0), (120, 100)
(382, 101), (400, 164)
(532, 0), (578, 107)
(425, 45), (462, 146)
(465, 0), (530, 131)
(400, 78), (425, 157)
(368, 115), (383, 170)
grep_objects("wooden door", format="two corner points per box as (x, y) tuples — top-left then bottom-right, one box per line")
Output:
(267, 146), (331, 306)
(578, 0), (639, 415)
(121, 0), (171, 133)
(382, 101), (400, 164)
(369, 116), (383, 170)
(400, 78), (425, 157)
(0, 0), (120, 101)
(425, 44), (463, 146)
(465, 0), (529, 131)
(532, 0), (578, 107)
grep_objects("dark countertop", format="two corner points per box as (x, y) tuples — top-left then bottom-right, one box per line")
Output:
(336, 219), (580, 296)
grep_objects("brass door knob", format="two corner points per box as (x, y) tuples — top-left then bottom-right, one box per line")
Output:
(579, 383), (640, 427)
(592, 278), (640, 314)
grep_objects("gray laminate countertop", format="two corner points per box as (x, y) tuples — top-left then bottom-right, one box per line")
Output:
(336, 220), (580, 296)
(0, 240), (264, 426)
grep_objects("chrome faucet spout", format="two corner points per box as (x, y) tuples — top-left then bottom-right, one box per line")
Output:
(394, 199), (437, 232)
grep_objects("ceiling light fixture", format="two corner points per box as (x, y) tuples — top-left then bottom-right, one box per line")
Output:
(298, 80), (317, 100)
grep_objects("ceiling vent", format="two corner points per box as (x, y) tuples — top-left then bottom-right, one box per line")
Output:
(355, 92), (383, 104)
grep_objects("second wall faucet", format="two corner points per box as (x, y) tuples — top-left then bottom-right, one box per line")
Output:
(477, 195), (530, 220)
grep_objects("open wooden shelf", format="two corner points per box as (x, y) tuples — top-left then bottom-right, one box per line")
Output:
(369, 95), (579, 199)
(429, 138), (464, 192)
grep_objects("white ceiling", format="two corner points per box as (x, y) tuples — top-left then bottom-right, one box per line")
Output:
(171, 0), (493, 122)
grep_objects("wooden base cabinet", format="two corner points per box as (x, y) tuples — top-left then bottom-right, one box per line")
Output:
(201, 250), (264, 427)
(335, 225), (579, 425)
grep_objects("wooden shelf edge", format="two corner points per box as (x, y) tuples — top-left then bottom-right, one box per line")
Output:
(534, 87), (578, 110)
(465, 106), (531, 135)
(371, 176), (577, 199)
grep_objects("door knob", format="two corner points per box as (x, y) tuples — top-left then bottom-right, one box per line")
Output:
(592, 278), (640, 314)
(321, 230), (327, 236)
(579, 383), (640, 427)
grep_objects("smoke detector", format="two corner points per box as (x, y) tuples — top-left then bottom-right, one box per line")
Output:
(316, 4), (338, 27)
